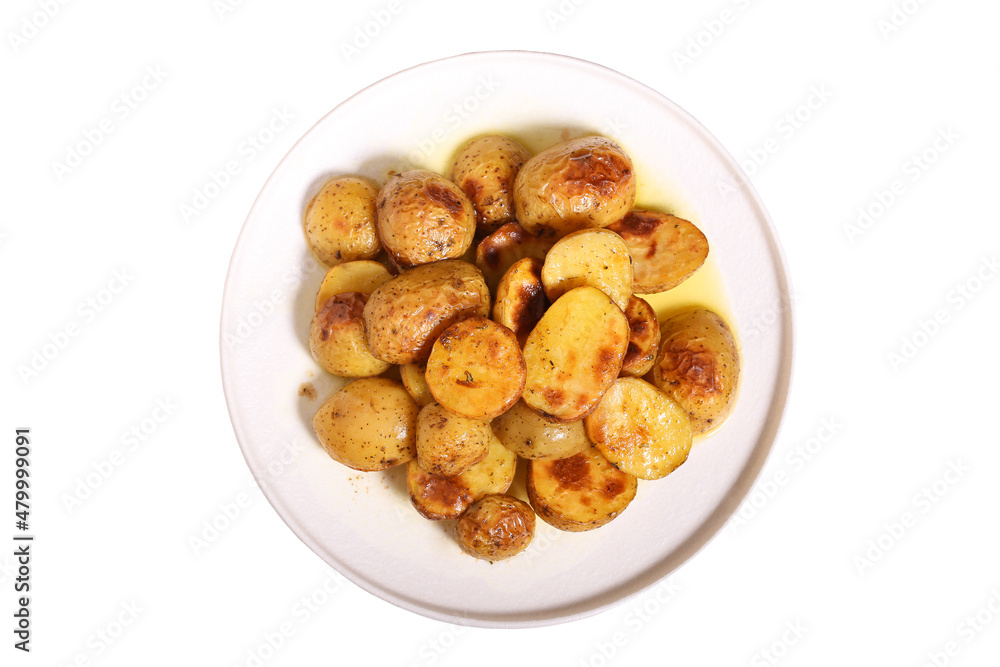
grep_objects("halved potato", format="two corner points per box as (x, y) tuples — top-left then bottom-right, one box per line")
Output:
(455, 494), (535, 561)
(415, 403), (493, 476)
(448, 135), (531, 235)
(585, 377), (692, 480)
(491, 400), (591, 460)
(514, 136), (636, 239)
(425, 317), (526, 420)
(304, 176), (381, 266)
(312, 378), (418, 471)
(652, 308), (739, 434)
(475, 222), (555, 292)
(406, 436), (517, 520)
(621, 296), (659, 377)
(309, 292), (390, 377)
(522, 286), (629, 422)
(540, 228), (632, 310)
(491, 258), (548, 348)
(526, 446), (637, 532)
(400, 362), (434, 407)
(608, 210), (709, 294)
(314, 260), (392, 311)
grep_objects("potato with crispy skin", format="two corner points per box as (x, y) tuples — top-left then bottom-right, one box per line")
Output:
(304, 176), (382, 267)
(309, 292), (390, 377)
(455, 494), (535, 561)
(491, 400), (591, 460)
(475, 222), (555, 292)
(314, 260), (392, 312)
(540, 228), (632, 310)
(608, 210), (709, 294)
(652, 308), (739, 434)
(491, 257), (548, 348)
(415, 403), (493, 476)
(621, 296), (659, 377)
(449, 135), (531, 235)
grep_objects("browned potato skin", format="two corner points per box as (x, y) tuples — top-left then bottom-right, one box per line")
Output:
(415, 403), (493, 477)
(526, 446), (637, 532)
(376, 170), (476, 269)
(652, 308), (740, 434)
(304, 176), (382, 267)
(425, 317), (527, 420)
(475, 222), (555, 293)
(448, 135), (531, 235)
(621, 296), (660, 377)
(309, 292), (390, 377)
(491, 258), (548, 348)
(362, 260), (490, 365)
(312, 378), (418, 471)
(491, 400), (592, 460)
(514, 136), (636, 240)
(455, 494), (535, 561)
(608, 210), (709, 294)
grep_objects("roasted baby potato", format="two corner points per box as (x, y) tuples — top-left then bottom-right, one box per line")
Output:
(309, 292), (390, 377)
(375, 170), (476, 269)
(585, 377), (692, 480)
(526, 446), (637, 532)
(362, 259), (490, 365)
(304, 176), (382, 267)
(475, 221), (555, 292)
(491, 399), (592, 460)
(314, 260), (392, 312)
(522, 286), (629, 422)
(455, 494), (535, 561)
(540, 228), (633, 310)
(491, 257), (548, 348)
(652, 308), (739, 434)
(312, 378), (418, 471)
(415, 402), (493, 476)
(608, 210), (709, 294)
(425, 317), (526, 420)
(621, 296), (659, 377)
(448, 135), (531, 235)
(400, 361), (434, 407)
(514, 136), (636, 239)
(406, 435), (517, 520)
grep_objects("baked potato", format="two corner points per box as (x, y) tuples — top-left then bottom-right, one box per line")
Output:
(399, 361), (434, 407)
(304, 176), (382, 267)
(415, 402), (493, 476)
(448, 135), (531, 235)
(540, 228), (632, 310)
(314, 260), (392, 312)
(491, 257), (548, 348)
(455, 494), (535, 561)
(621, 296), (659, 377)
(475, 221), (555, 292)
(608, 210), (709, 294)
(309, 292), (390, 377)
(491, 399), (592, 460)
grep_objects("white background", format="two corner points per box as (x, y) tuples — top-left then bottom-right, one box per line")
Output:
(3, 0), (999, 665)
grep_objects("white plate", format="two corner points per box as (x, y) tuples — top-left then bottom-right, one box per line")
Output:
(220, 51), (793, 627)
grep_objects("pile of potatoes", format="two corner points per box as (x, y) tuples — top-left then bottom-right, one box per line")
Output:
(304, 133), (739, 562)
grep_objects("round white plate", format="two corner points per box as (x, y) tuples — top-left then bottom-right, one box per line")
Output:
(220, 51), (793, 627)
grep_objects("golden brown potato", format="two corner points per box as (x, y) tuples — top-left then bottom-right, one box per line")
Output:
(526, 446), (637, 532)
(475, 222), (555, 292)
(455, 494), (535, 561)
(425, 317), (526, 420)
(304, 176), (382, 267)
(314, 260), (392, 312)
(652, 308), (739, 434)
(399, 362), (434, 407)
(492, 257), (548, 348)
(585, 378), (692, 480)
(491, 400), (592, 460)
(448, 135), (531, 235)
(415, 403), (493, 476)
(406, 436), (517, 520)
(540, 228), (633, 310)
(362, 260), (490, 365)
(375, 170), (476, 269)
(621, 296), (659, 377)
(513, 136), (636, 239)
(312, 378), (418, 471)
(522, 286), (629, 422)
(309, 292), (390, 377)
(608, 210), (709, 294)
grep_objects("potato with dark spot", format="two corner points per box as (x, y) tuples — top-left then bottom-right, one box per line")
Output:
(314, 260), (392, 312)
(475, 222), (554, 293)
(312, 378), (418, 471)
(491, 400), (591, 460)
(652, 308), (739, 434)
(376, 170), (476, 269)
(540, 228), (632, 310)
(415, 403), (493, 476)
(309, 292), (390, 377)
(455, 494), (535, 561)
(514, 136), (636, 239)
(304, 176), (382, 267)
(609, 210), (709, 294)
(526, 446), (637, 532)
(400, 361), (434, 407)
(491, 257), (548, 348)
(448, 135), (531, 235)
(621, 296), (659, 377)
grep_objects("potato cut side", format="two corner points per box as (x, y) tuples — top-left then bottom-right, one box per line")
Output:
(475, 222), (555, 292)
(312, 378), (418, 471)
(314, 260), (392, 312)
(621, 296), (660, 377)
(608, 210), (709, 294)
(585, 377), (692, 480)
(399, 361), (434, 407)
(491, 400), (591, 460)
(448, 134), (531, 235)
(522, 286), (629, 422)
(492, 257), (548, 348)
(455, 494), (535, 561)
(304, 176), (381, 267)
(425, 317), (526, 420)
(526, 446), (637, 532)
(540, 228), (633, 311)
(415, 403), (493, 477)
(309, 292), (390, 378)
